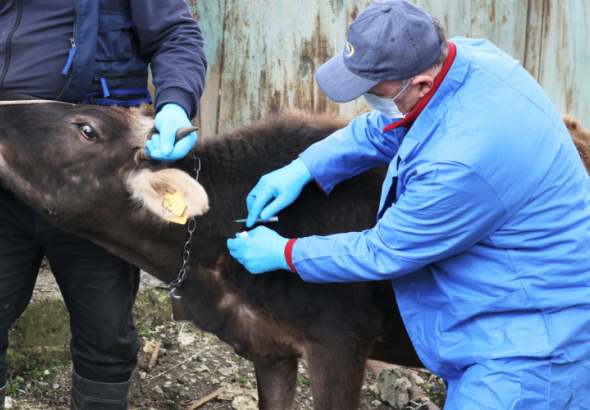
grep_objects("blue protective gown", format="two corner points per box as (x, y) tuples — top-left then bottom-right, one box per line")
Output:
(293, 38), (590, 409)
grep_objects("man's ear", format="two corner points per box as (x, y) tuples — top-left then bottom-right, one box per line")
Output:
(126, 168), (209, 222)
(412, 75), (435, 98)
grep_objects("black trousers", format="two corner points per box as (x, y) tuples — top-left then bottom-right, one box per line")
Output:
(0, 186), (140, 387)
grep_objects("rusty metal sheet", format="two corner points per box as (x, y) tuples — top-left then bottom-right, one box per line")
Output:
(413, 0), (529, 62)
(522, 0), (546, 79)
(189, 0), (228, 135)
(536, 0), (590, 128)
(211, 0), (374, 134)
(190, 0), (588, 133)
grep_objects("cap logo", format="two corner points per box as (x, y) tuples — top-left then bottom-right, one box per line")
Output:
(346, 41), (355, 58)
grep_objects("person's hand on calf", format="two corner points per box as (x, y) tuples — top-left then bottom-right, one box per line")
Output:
(146, 103), (197, 162)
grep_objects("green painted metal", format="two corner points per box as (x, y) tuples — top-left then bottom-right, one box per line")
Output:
(188, 0), (590, 132)
(536, 0), (590, 129)
(414, 0), (530, 62)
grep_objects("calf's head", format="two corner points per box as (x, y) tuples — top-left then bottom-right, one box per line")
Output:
(0, 93), (208, 229)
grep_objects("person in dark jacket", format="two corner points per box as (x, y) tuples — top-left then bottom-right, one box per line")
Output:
(0, 1), (207, 408)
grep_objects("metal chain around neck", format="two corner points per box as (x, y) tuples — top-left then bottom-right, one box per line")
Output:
(168, 152), (201, 289)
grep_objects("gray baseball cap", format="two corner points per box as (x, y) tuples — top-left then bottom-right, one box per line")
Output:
(316, 0), (443, 103)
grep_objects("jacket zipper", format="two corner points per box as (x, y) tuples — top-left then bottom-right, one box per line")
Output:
(0, 0), (24, 90)
(61, 38), (77, 75)
(56, 0), (77, 101)
(92, 71), (144, 82)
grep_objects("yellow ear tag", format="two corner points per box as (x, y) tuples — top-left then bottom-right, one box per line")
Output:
(162, 191), (188, 225)
(164, 215), (188, 225)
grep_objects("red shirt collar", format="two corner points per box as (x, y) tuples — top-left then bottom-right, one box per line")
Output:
(382, 41), (457, 132)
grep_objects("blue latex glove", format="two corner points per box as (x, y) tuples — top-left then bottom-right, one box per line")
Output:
(246, 158), (312, 227)
(227, 226), (290, 274)
(146, 103), (197, 162)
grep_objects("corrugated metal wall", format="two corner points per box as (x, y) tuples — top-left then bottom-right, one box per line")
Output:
(188, 0), (590, 133)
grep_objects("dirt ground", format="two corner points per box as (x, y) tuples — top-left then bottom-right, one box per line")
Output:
(6, 320), (446, 410)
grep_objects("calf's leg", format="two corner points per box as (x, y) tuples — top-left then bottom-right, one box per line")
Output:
(305, 341), (368, 410)
(254, 357), (298, 410)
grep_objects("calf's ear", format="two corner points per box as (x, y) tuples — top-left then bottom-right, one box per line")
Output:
(126, 168), (209, 222)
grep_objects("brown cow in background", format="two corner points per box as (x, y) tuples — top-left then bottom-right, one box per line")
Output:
(564, 116), (590, 175)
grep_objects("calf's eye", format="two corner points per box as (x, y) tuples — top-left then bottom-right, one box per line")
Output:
(74, 123), (99, 141)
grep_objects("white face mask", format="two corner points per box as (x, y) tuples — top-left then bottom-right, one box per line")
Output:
(363, 80), (411, 119)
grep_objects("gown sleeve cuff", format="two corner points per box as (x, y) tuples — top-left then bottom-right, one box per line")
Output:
(298, 155), (329, 194)
(284, 238), (298, 272)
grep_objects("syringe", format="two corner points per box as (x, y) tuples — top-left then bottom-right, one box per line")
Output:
(234, 216), (279, 224)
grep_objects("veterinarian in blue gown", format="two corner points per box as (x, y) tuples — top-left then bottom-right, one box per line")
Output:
(227, 1), (590, 408)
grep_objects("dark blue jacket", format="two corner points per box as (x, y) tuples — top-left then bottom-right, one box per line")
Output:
(0, 0), (207, 118)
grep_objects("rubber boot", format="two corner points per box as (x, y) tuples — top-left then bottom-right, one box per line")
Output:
(0, 383), (6, 410)
(71, 371), (131, 410)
